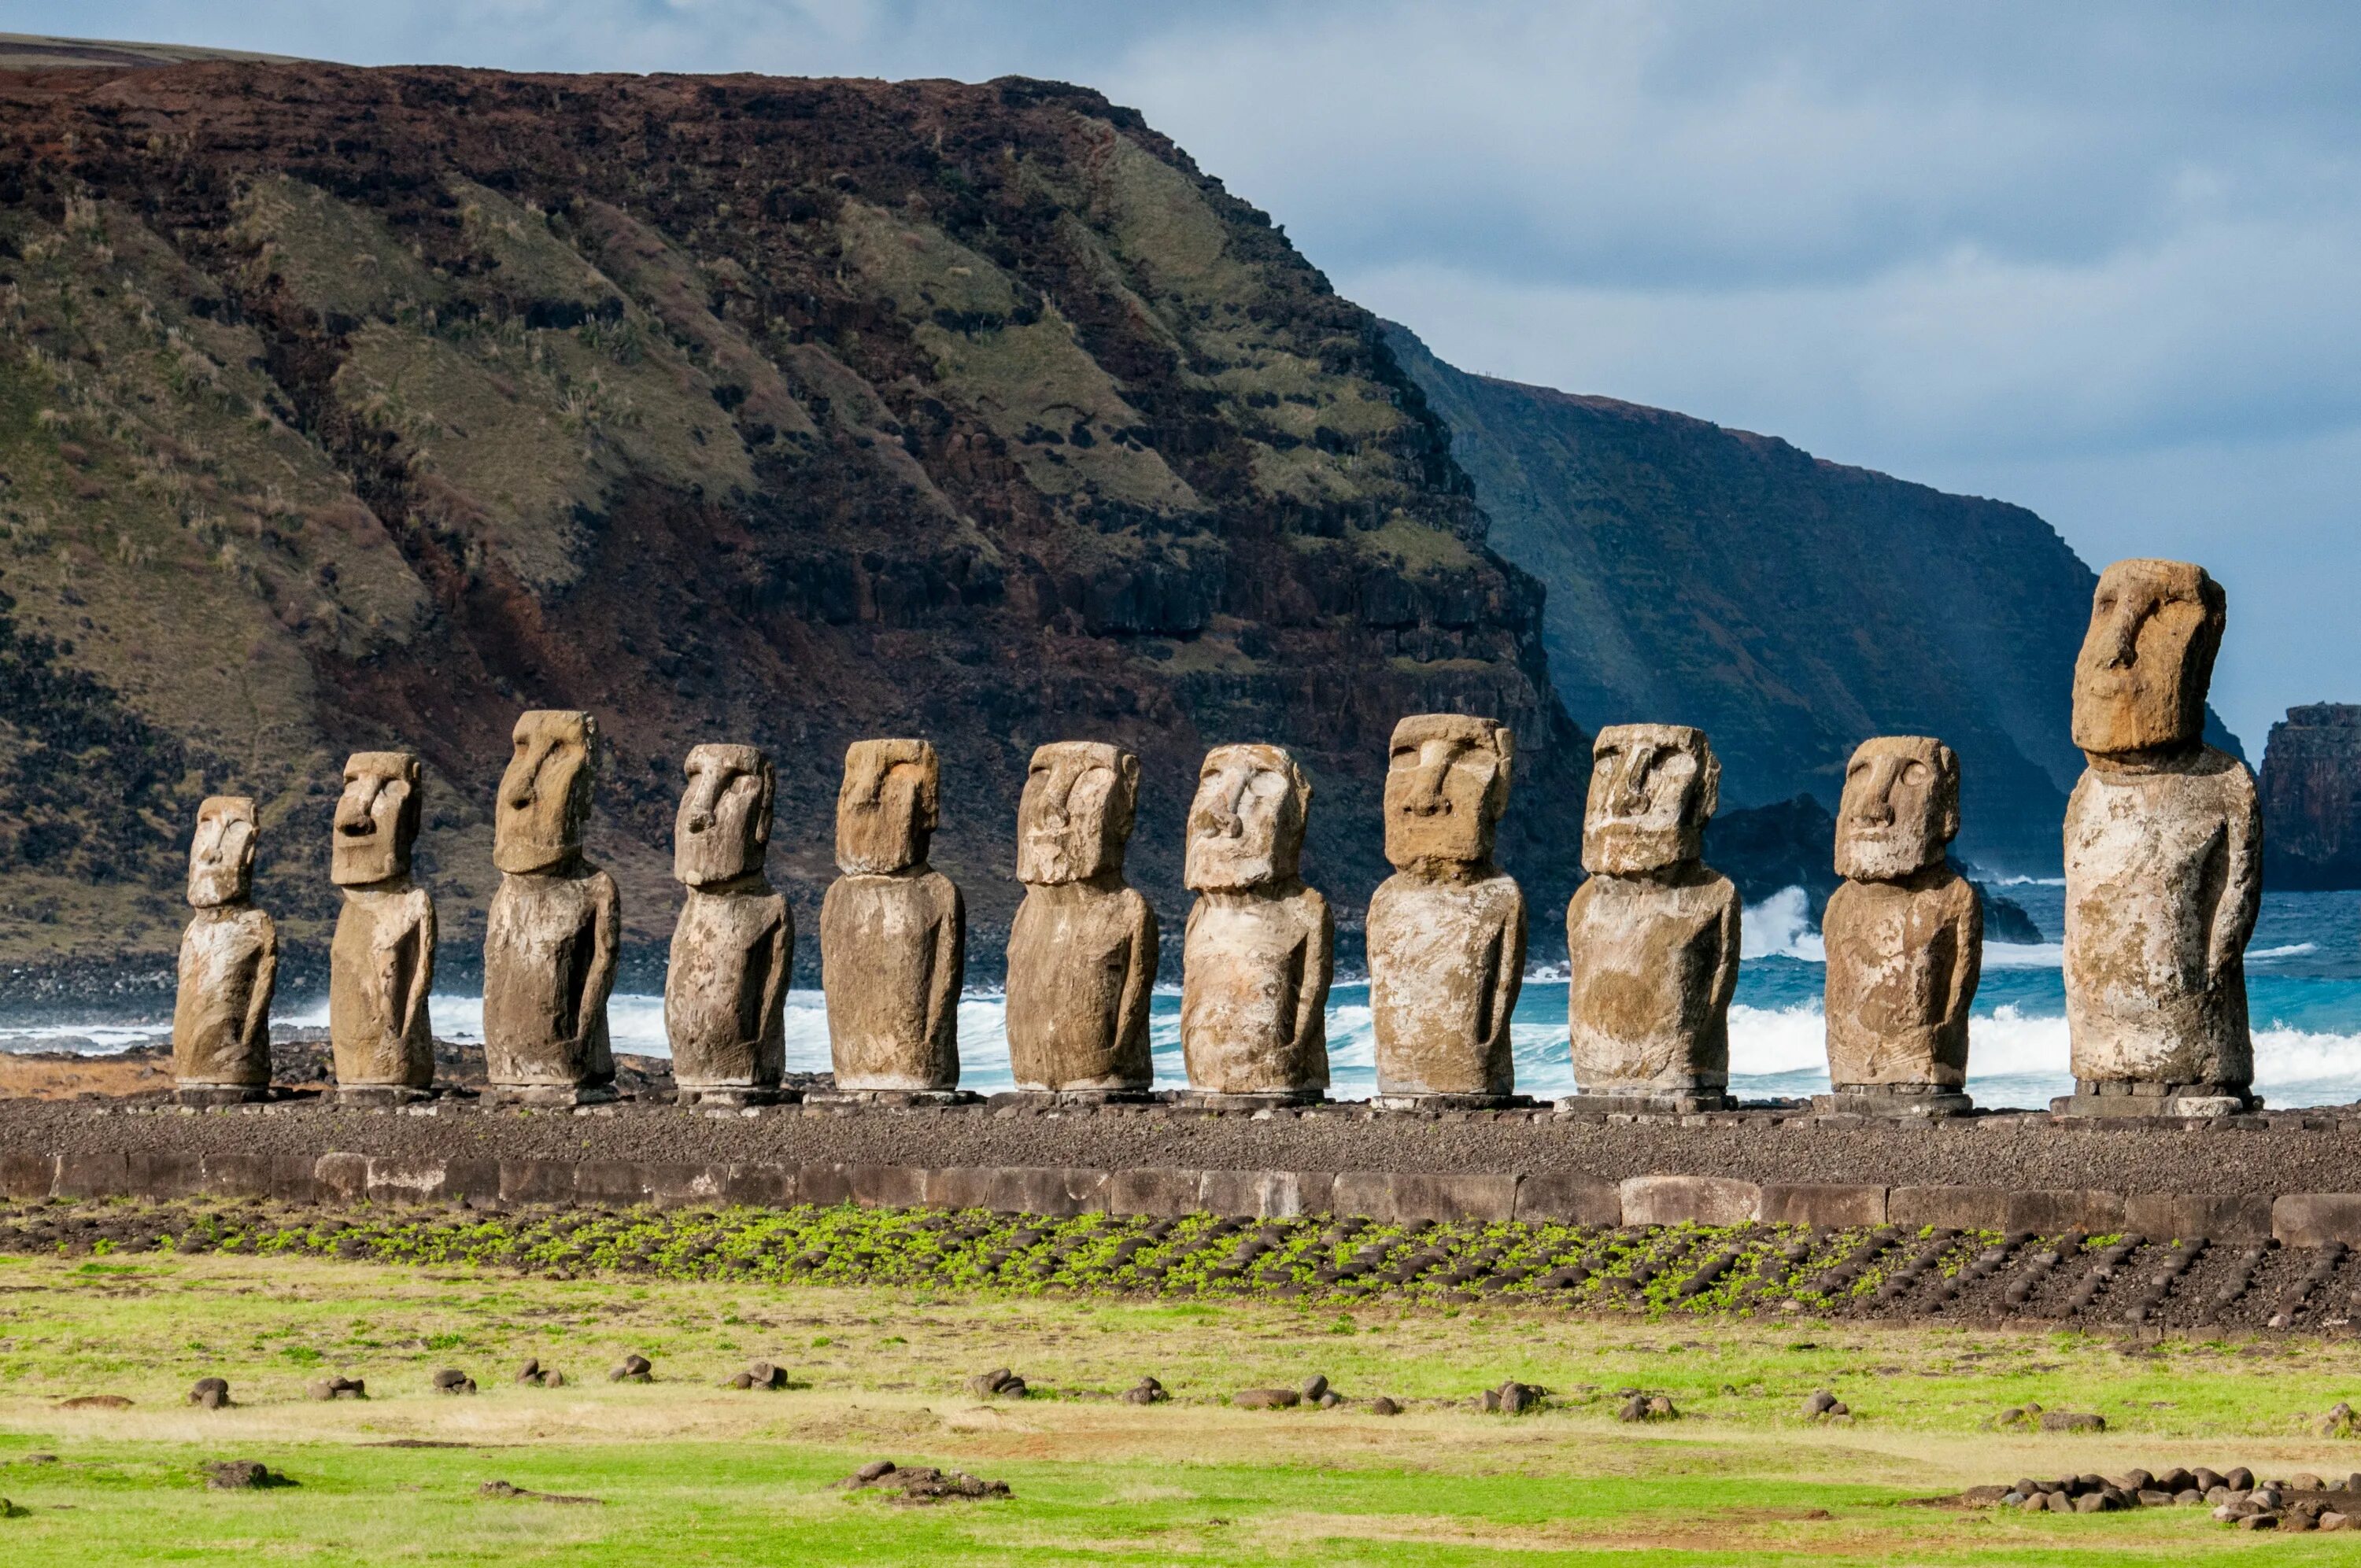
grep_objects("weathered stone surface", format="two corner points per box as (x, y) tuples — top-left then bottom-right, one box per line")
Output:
(1369, 715), (1525, 1101)
(2271, 1193), (2361, 1249)
(1620, 1174), (1760, 1228)
(822, 740), (963, 1093)
(1004, 742), (1156, 1094)
(2259, 704), (2361, 890)
(1888, 1186), (2009, 1231)
(483, 712), (619, 1097)
(1180, 744), (1332, 1101)
(2006, 1188), (2125, 1236)
(2123, 1191), (2274, 1244)
(1823, 737), (1980, 1100)
(172, 796), (276, 1091)
(2063, 562), (2258, 1104)
(664, 744), (789, 1098)
(1565, 725), (1738, 1105)
(1758, 1182), (1888, 1229)
(329, 752), (435, 1091)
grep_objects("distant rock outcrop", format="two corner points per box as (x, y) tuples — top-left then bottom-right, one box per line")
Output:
(2260, 704), (2361, 890)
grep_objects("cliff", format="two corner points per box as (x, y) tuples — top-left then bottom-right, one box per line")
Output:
(2260, 704), (2361, 890)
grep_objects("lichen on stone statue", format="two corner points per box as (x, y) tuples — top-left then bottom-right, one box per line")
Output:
(663, 743), (791, 1107)
(2059, 558), (2260, 1116)
(329, 751), (438, 1102)
(1367, 714), (1527, 1108)
(1178, 743), (1333, 1106)
(172, 795), (279, 1104)
(482, 710), (620, 1105)
(1003, 741), (1157, 1100)
(1818, 736), (1980, 1116)
(1562, 724), (1739, 1113)
(817, 740), (967, 1104)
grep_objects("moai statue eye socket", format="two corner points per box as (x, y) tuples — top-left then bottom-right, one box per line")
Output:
(674, 743), (774, 887)
(1186, 743), (1309, 892)
(333, 751), (423, 887)
(189, 795), (259, 908)
(2071, 558), (2226, 758)
(1834, 736), (1960, 882)
(837, 740), (940, 876)
(1016, 741), (1140, 885)
(495, 710), (600, 875)
(1581, 724), (1718, 876)
(1381, 714), (1513, 872)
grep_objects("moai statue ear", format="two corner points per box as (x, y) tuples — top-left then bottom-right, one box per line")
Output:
(1936, 742), (1962, 845)
(754, 758), (777, 848)
(1113, 749), (1143, 838)
(1696, 740), (1720, 822)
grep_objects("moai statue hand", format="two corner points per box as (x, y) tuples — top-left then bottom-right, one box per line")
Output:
(329, 751), (438, 1099)
(1179, 743), (1332, 1105)
(172, 795), (278, 1101)
(1564, 725), (1740, 1112)
(1003, 741), (1158, 1098)
(2060, 559), (2260, 1115)
(819, 740), (966, 1100)
(482, 710), (620, 1104)
(1820, 736), (1980, 1115)
(1367, 714), (1525, 1106)
(664, 743), (791, 1105)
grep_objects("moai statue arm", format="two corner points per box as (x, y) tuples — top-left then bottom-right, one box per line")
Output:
(1709, 884), (1741, 1022)
(1292, 890), (1334, 1056)
(1115, 895), (1159, 1067)
(2211, 767), (2263, 985)
(758, 901), (793, 1053)
(587, 874), (622, 1036)
(1484, 887), (1527, 1062)
(242, 914), (279, 1056)
(926, 880), (965, 1052)
(405, 894), (438, 1041)
(1944, 880), (1984, 1035)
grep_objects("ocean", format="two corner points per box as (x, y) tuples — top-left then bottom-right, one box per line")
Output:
(9, 884), (2359, 1109)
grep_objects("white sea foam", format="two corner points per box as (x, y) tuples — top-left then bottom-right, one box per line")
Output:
(2252, 943), (2319, 960)
(1740, 886), (1824, 962)
(1990, 876), (2067, 887)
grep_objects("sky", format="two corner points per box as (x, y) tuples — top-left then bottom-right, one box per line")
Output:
(20, 2), (2361, 752)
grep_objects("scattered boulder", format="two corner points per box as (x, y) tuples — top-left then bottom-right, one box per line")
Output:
(1801, 1389), (1848, 1419)
(966, 1368), (1027, 1400)
(1616, 1393), (1679, 1422)
(55, 1396), (132, 1410)
(2039, 1411), (2106, 1433)
(1480, 1381), (1545, 1415)
(431, 1368), (477, 1396)
(841, 1461), (1010, 1504)
(1232, 1387), (1301, 1410)
(189, 1378), (231, 1410)
(608, 1354), (652, 1384)
(729, 1362), (788, 1391)
(1369, 1396), (1402, 1417)
(1121, 1376), (1166, 1406)
(2319, 1401), (2355, 1437)
(203, 1459), (292, 1490)
(1301, 1374), (1329, 1403)
(305, 1377), (366, 1401)
(480, 1480), (602, 1505)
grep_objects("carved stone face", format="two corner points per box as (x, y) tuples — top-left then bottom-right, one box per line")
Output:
(836, 739), (939, 876)
(493, 710), (599, 875)
(1834, 736), (1959, 881)
(1185, 743), (1308, 892)
(1583, 724), (1718, 876)
(2071, 558), (2225, 758)
(1383, 714), (1513, 872)
(1016, 740), (1139, 885)
(332, 751), (422, 887)
(674, 743), (774, 887)
(188, 795), (257, 908)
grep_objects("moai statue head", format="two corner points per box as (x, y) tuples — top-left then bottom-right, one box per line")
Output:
(1186, 743), (1310, 893)
(2071, 558), (2226, 759)
(836, 739), (940, 876)
(1383, 714), (1513, 874)
(331, 751), (423, 887)
(187, 795), (258, 909)
(1834, 736), (1960, 882)
(1016, 740), (1140, 886)
(674, 743), (774, 888)
(1582, 724), (1719, 876)
(493, 710), (599, 875)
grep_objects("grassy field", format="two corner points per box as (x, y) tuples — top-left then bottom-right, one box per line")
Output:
(0, 1219), (2356, 1562)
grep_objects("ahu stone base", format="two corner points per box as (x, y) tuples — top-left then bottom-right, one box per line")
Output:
(1173, 1089), (1325, 1111)
(1369, 1093), (1537, 1112)
(2051, 1082), (2260, 1119)
(1557, 1090), (1735, 1116)
(169, 1084), (282, 1107)
(801, 1088), (974, 1109)
(671, 1086), (798, 1109)
(1814, 1087), (1975, 1118)
(479, 1083), (620, 1109)
(328, 1084), (440, 1109)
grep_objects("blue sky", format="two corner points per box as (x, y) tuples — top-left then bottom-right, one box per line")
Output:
(20, 2), (2361, 752)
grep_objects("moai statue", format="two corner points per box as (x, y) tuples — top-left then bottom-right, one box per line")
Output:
(1563, 725), (1740, 1113)
(817, 740), (968, 1104)
(482, 710), (620, 1105)
(328, 751), (438, 1103)
(172, 795), (278, 1104)
(1368, 715), (1526, 1109)
(1004, 741), (1158, 1101)
(664, 743), (791, 1107)
(2060, 559), (2260, 1116)
(1179, 743), (1333, 1107)
(1817, 736), (1981, 1116)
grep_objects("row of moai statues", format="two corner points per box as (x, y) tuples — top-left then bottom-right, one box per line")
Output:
(167, 555), (2260, 1116)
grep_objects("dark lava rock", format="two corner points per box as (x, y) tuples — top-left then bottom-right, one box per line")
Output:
(966, 1368), (1027, 1400)
(1369, 1396), (1402, 1417)
(189, 1377), (230, 1410)
(841, 1463), (1010, 1504)
(481, 1480), (601, 1505)
(203, 1460), (291, 1490)
(609, 1353), (653, 1383)
(1121, 1376), (1166, 1406)
(1233, 1388), (1301, 1411)
(2039, 1411), (2105, 1433)
(431, 1368), (477, 1395)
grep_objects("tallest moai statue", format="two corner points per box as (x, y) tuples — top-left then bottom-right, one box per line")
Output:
(2059, 559), (2261, 1117)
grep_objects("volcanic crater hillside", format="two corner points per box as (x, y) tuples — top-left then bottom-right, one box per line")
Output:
(0, 60), (1589, 985)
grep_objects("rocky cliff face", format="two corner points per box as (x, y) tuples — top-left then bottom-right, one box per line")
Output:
(0, 61), (1590, 986)
(2260, 704), (2361, 890)
(1385, 325), (2245, 874)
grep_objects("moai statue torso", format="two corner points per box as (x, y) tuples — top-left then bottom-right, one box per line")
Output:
(1180, 743), (1332, 1105)
(482, 710), (620, 1103)
(329, 751), (438, 1098)
(664, 744), (791, 1105)
(819, 740), (966, 1100)
(1565, 725), (1739, 1111)
(1368, 715), (1526, 1106)
(1820, 736), (1981, 1114)
(2060, 559), (2259, 1116)
(1004, 741), (1158, 1098)
(172, 795), (278, 1102)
